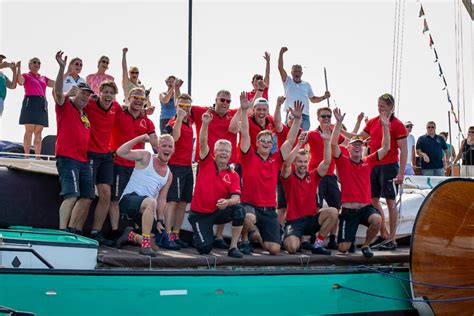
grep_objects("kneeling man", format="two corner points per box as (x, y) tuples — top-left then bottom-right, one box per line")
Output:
(281, 128), (338, 255)
(188, 110), (245, 258)
(116, 134), (174, 257)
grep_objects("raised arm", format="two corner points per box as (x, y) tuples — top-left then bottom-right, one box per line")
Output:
(331, 108), (345, 158)
(53, 51), (67, 106)
(228, 107), (241, 133)
(281, 133), (305, 178)
(160, 81), (175, 104)
(317, 125), (332, 177)
(199, 110), (213, 159)
(121, 48), (130, 92)
(6, 62), (17, 89)
(239, 91), (252, 153)
(280, 101), (303, 161)
(278, 47), (288, 82)
(171, 107), (186, 142)
(263, 51), (270, 87)
(352, 112), (365, 134)
(116, 134), (150, 164)
(377, 112), (391, 160)
(273, 96), (286, 133)
(16, 61), (24, 85)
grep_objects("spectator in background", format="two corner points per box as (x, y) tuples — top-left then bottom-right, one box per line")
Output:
(439, 132), (456, 164)
(416, 121), (447, 176)
(404, 121), (416, 176)
(159, 75), (177, 133)
(17, 57), (55, 158)
(454, 126), (474, 177)
(246, 52), (270, 102)
(121, 48), (152, 111)
(0, 54), (18, 116)
(63, 57), (85, 94)
(86, 55), (114, 95)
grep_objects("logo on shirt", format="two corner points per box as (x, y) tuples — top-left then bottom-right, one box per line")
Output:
(306, 176), (311, 184)
(139, 119), (147, 129)
(222, 174), (231, 184)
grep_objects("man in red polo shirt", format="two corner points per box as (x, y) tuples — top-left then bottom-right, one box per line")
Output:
(52, 51), (95, 231)
(109, 87), (158, 238)
(246, 52), (270, 102)
(358, 93), (407, 250)
(281, 128), (338, 255)
(162, 93), (194, 249)
(188, 110), (245, 258)
(332, 108), (389, 258)
(239, 93), (303, 255)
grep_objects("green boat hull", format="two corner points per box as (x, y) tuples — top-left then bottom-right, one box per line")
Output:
(0, 269), (414, 315)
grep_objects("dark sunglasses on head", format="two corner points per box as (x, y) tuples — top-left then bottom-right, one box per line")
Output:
(319, 114), (332, 119)
(219, 98), (231, 104)
(381, 93), (395, 104)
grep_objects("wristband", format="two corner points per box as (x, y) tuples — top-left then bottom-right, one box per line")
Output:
(258, 89), (264, 92)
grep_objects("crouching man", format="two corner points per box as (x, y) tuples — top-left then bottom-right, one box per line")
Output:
(116, 134), (174, 257)
(188, 110), (245, 258)
(281, 128), (338, 255)
(331, 108), (389, 258)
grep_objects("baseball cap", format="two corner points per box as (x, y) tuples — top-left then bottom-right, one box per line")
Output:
(349, 136), (364, 144)
(77, 82), (94, 94)
(0, 54), (6, 59)
(254, 97), (269, 107)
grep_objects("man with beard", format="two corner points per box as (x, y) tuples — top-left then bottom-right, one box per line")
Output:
(53, 51), (95, 231)
(116, 134), (174, 257)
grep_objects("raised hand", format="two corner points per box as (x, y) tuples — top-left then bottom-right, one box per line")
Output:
(298, 131), (308, 145)
(333, 108), (345, 123)
(289, 100), (304, 119)
(280, 47), (288, 55)
(256, 79), (266, 91)
(357, 112), (365, 122)
(145, 105), (155, 116)
(55, 51), (67, 68)
(123, 47), (128, 54)
(240, 91), (251, 111)
(202, 109), (213, 124)
(263, 51), (270, 62)
(174, 78), (183, 89)
(320, 124), (332, 141)
(176, 107), (186, 120)
(276, 96), (286, 107)
(364, 115), (369, 124)
(142, 134), (151, 143)
(324, 91), (331, 99)
(379, 111), (390, 127)
(65, 86), (79, 97)
(16, 61), (21, 69)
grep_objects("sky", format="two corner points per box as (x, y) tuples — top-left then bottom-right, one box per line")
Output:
(0, 0), (472, 147)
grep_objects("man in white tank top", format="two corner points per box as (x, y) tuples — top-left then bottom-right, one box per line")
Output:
(115, 133), (174, 257)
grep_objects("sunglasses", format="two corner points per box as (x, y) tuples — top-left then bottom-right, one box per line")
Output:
(468, 131), (474, 134)
(101, 60), (110, 64)
(74, 62), (83, 66)
(81, 114), (90, 129)
(178, 103), (191, 109)
(131, 95), (146, 101)
(319, 114), (332, 119)
(258, 138), (273, 144)
(32, 60), (41, 65)
(381, 93), (394, 104)
(405, 125), (413, 128)
(427, 126), (435, 129)
(130, 71), (139, 74)
(219, 98), (231, 104)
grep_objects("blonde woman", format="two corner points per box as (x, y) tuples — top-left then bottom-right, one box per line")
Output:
(86, 55), (114, 95)
(63, 57), (85, 93)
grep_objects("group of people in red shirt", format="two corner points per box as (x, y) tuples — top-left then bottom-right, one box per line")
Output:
(50, 47), (408, 258)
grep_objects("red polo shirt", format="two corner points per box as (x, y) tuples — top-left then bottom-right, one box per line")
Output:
(335, 152), (379, 204)
(192, 106), (238, 164)
(246, 87), (269, 101)
(276, 124), (303, 149)
(55, 98), (90, 162)
(190, 153), (241, 214)
(110, 108), (155, 167)
(307, 125), (344, 174)
(363, 114), (407, 165)
(166, 116), (194, 166)
(281, 170), (322, 220)
(84, 99), (121, 154)
(240, 148), (283, 207)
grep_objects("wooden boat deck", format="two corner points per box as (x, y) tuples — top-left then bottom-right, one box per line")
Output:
(98, 245), (409, 269)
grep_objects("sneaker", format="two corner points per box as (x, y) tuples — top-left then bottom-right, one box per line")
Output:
(213, 238), (229, 250)
(116, 226), (134, 249)
(139, 246), (157, 257)
(370, 236), (386, 249)
(378, 241), (397, 251)
(64, 227), (78, 234)
(228, 247), (243, 258)
(349, 243), (356, 253)
(311, 246), (331, 256)
(90, 231), (116, 247)
(361, 246), (374, 258)
(238, 240), (252, 255)
(301, 241), (313, 250)
(173, 235), (189, 249)
(157, 231), (181, 250)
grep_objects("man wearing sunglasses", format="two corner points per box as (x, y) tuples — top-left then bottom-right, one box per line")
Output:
(358, 93), (407, 251)
(278, 47), (330, 131)
(86, 55), (114, 96)
(53, 51), (95, 232)
(239, 93), (303, 255)
(415, 121), (448, 176)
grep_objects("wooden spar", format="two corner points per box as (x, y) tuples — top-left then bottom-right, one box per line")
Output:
(410, 178), (474, 315)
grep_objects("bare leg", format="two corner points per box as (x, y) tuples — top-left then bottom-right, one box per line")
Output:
(69, 198), (93, 230)
(59, 197), (77, 229)
(173, 202), (187, 233)
(33, 125), (43, 159)
(241, 213), (256, 242)
(23, 124), (34, 158)
(109, 200), (120, 230)
(92, 184), (111, 231)
(215, 224), (225, 239)
(262, 241), (280, 255)
(317, 207), (339, 237)
(165, 201), (177, 232)
(283, 236), (300, 254)
(385, 199), (398, 244)
(140, 198), (157, 237)
(362, 214), (382, 248)
(230, 225), (243, 249)
(371, 197), (389, 239)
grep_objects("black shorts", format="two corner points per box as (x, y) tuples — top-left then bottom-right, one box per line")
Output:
(277, 175), (287, 209)
(283, 215), (321, 240)
(337, 205), (378, 243)
(88, 151), (114, 185)
(188, 204), (245, 251)
(243, 204), (280, 244)
(19, 96), (49, 127)
(56, 156), (94, 199)
(111, 164), (134, 201)
(119, 192), (147, 225)
(370, 163), (399, 199)
(316, 175), (341, 209)
(167, 165), (194, 203)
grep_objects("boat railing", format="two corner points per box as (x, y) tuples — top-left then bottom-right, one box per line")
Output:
(0, 151), (56, 161)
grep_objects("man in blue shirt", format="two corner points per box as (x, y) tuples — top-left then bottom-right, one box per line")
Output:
(416, 121), (448, 176)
